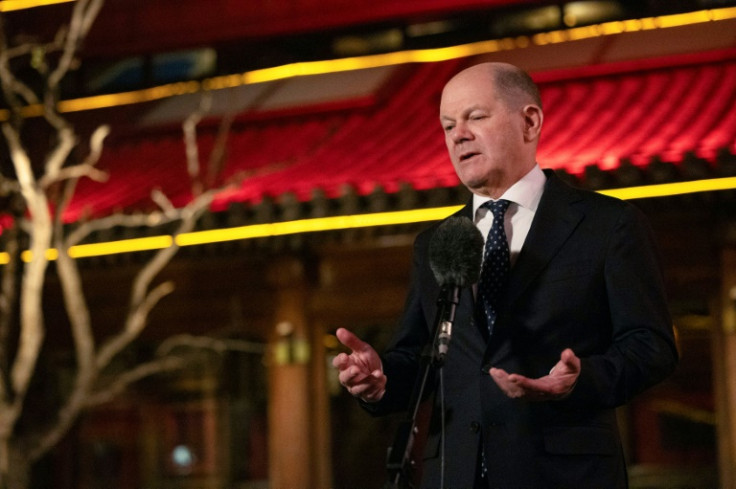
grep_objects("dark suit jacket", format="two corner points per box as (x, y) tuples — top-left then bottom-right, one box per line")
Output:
(364, 170), (678, 489)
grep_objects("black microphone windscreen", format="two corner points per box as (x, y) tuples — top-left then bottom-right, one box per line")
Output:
(429, 216), (484, 287)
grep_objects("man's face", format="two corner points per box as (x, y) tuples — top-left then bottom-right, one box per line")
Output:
(439, 70), (532, 196)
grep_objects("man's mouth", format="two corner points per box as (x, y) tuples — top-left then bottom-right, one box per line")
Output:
(459, 151), (479, 162)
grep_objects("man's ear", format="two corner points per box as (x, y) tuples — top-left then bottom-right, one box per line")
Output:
(522, 104), (543, 142)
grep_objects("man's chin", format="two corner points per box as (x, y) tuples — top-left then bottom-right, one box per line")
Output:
(459, 175), (488, 192)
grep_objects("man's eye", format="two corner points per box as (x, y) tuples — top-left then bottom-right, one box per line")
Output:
(443, 125), (454, 132)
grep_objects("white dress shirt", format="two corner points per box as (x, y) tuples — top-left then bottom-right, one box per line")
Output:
(473, 165), (547, 267)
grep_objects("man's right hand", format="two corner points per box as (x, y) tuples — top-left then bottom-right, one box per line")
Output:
(332, 328), (387, 403)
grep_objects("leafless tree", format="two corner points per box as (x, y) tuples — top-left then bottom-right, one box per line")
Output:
(0, 2), (247, 487)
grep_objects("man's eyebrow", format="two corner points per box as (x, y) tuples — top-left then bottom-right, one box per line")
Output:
(440, 105), (485, 119)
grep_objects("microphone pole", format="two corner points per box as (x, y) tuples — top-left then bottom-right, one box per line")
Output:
(384, 217), (483, 489)
(384, 285), (457, 489)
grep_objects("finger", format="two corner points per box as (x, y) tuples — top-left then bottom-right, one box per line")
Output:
(489, 367), (508, 379)
(490, 368), (518, 388)
(512, 375), (546, 392)
(489, 368), (522, 398)
(339, 365), (369, 386)
(332, 352), (349, 369)
(352, 373), (386, 401)
(560, 348), (581, 371)
(336, 328), (371, 354)
(351, 383), (384, 401)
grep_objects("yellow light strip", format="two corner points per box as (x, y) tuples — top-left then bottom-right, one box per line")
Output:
(0, 0), (74, 12)
(174, 206), (460, 247)
(20, 248), (58, 262)
(14, 235), (173, 262)
(0, 6), (734, 119)
(598, 176), (736, 200)
(2, 176), (736, 263)
(68, 235), (173, 258)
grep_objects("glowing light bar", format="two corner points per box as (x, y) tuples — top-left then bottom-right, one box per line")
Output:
(0, 0), (74, 12)
(599, 176), (736, 200)
(2, 177), (735, 263)
(174, 207), (460, 247)
(20, 248), (58, 262)
(13, 235), (173, 263)
(1, 6), (734, 119)
(68, 235), (173, 258)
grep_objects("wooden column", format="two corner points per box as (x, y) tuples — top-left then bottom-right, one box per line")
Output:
(266, 256), (331, 489)
(713, 247), (736, 489)
(310, 318), (333, 489)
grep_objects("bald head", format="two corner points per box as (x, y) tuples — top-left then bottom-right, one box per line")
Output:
(444, 62), (542, 111)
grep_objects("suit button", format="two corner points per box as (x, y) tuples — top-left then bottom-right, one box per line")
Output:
(469, 421), (481, 433)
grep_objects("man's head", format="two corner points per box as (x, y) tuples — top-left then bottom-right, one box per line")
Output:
(439, 62), (543, 198)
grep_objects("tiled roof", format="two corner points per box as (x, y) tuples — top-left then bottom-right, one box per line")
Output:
(66, 55), (736, 222)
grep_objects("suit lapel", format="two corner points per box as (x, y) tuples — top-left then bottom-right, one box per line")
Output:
(504, 171), (585, 308)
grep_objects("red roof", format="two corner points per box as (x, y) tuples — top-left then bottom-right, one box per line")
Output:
(66, 54), (736, 222)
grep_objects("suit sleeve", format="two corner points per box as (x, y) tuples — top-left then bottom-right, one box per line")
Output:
(360, 230), (435, 416)
(568, 203), (679, 408)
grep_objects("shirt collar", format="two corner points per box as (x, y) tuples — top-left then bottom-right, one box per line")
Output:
(472, 164), (547, 217)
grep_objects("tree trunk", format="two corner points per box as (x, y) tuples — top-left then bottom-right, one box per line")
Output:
(0, 445), (31, 489)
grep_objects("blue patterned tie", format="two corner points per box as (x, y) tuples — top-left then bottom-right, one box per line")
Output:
(478, 199), (511, 336)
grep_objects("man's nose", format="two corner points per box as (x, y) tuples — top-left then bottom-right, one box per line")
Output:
(450, 122), (472, 143)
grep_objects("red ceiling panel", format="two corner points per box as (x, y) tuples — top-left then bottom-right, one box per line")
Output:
(66, 55), (736, 222)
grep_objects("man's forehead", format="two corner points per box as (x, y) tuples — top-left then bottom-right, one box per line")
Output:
(440, 78), (497, 113)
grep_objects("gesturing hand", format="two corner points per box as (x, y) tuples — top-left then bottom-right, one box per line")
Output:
(489, 348), (581, 401)
(332, 328), (387, 403)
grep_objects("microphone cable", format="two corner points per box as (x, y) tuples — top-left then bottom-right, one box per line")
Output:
(440, 367), (446, 489)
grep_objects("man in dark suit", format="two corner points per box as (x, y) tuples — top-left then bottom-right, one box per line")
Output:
(332, 62), (678, 489)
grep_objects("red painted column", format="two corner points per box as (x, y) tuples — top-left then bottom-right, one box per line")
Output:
(267, 257), (316, 489)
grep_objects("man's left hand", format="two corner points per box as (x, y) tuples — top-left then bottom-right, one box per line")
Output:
(489, 348), (581, 401)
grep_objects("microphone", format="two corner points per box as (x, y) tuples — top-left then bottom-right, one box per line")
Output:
(428, 216), (484, 361)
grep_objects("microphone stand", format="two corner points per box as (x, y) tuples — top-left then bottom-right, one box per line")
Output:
(384, 285), (459, 489)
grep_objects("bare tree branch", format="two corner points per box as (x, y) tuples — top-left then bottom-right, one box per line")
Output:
(42, 164), (108, 189)
(34, 123), (114, 467)
(183, 94), (212, 196)
(0, 176), (20, 197)
(0, 55), (39, 110)
(158, 334), (266, 356)
(1, 124), (36, 198)
(0, 18), (40, 111)
(2, 124), (50, 404)
(47, 0), (105, 90)
(93, 183), (216, 373)
(0, 222), (20, 404)
(84, 356), (188, 410)
(65, 211), (168, 248)
(151, 188), (177, 217)
(29, 355), (186, 462)
(206, 111), (235, 189)
(37, 0), (103, 139)
(53, 209), (97, 382)
(40, 124), (109, 189)
(95, 280), (176, 371)
(43, 126), (77, 182)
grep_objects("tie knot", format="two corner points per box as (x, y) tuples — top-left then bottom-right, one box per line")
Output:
(483, 199), (510, 219)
